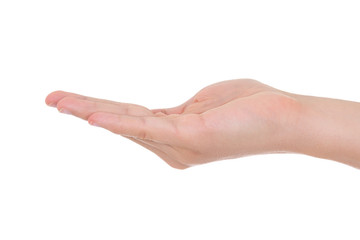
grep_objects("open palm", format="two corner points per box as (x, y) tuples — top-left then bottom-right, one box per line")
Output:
(46, 79), (299, 169)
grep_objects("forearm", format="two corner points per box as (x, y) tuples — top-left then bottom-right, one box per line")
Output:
(288, 94), (360, 168)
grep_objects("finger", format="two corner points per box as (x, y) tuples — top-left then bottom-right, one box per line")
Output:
(46, 90), (144, 109)
(88, 112), (179, 144)
(125, 137), (188, 169)
(56, 96), (152, 120)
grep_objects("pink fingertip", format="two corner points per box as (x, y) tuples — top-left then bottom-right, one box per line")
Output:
(59, 108), (71, 115)
(47, 102), (57, 107)
(89, 120), (100, 127)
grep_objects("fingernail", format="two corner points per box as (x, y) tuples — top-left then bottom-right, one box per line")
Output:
(59, 108), (71, 115)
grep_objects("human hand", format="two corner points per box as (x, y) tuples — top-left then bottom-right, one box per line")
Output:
(45, 79), (301, 169)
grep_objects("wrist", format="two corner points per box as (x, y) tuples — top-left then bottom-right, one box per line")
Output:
(285, 94), (360, 168)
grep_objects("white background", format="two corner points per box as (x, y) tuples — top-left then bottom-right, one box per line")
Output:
(1, 0), (359, 239)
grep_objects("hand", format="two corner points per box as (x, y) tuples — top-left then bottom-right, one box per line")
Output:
(45, 79), (300, 169)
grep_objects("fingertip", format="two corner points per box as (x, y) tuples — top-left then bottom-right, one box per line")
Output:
(88, 112), (98, 126)
(56, 96), (77, 113)
(87, 112), (109, 127)
(88, 112), (126, 134)
(45, 99), (57, 107)
(88, 119), (100, 127)
(45, 90), (68, 107)
(45, 93), (56, 107)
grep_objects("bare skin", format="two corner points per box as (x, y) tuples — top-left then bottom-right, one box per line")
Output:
(45, 79), (360, 169)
